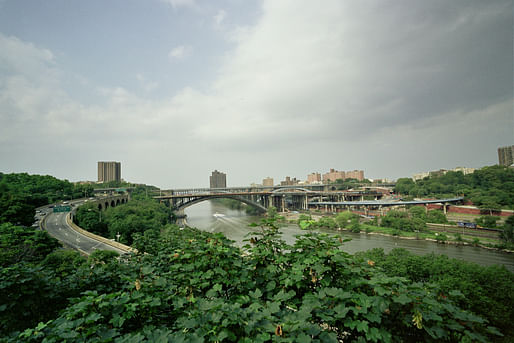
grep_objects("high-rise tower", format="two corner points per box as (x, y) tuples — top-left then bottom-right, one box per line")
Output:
(98, 161), (121, 183)
(209, 170), (227, 188)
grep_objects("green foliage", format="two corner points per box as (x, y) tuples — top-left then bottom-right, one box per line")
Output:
(74, 202), (108, 236)
(381, 210), (427, 232)
(335, 211), (359, 229)
(435, 233), (448, 242)
(394, 178), (416, 195)
(408, 206), (426, 219)
(0, 172), (95, 226)
(0, 223), (60, 267)
(0, 250), (131, 338)
(393, 166), (514, 209)
(499, 215), (514, 245)
(88, 249), (120, 264)
(426, 210), (448, 224)
(9, 220), (501, 342)
(355, 248), (514, 341)
(41, 250), (86, 277)
(81, 199), (172, 244)
(475, 215), (500, 228)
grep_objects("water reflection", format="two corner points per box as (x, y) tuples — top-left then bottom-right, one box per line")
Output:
(185, 201), (514, 271)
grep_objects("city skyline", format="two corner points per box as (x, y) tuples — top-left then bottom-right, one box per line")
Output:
(0, 1), (512, 189)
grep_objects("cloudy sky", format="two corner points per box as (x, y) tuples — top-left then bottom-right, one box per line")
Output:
(0, 0), (512, 188)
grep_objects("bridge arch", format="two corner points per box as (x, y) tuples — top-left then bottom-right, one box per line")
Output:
(271, 187), (314, 194)
(173, 195), (267, 213)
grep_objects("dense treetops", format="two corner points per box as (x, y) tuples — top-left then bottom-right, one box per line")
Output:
(355, 248), (514, 341)
(2, 218), (509, 342)
(0, 172), (94, 226)
(394, 165), (514, 209)
(1, 171), (513, 341)
(74, 198), (172, 244)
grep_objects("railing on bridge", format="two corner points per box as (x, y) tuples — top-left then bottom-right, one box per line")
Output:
(154, 186), (387, 213)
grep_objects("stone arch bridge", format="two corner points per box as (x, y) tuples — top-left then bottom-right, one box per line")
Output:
(92, 194), (130, 211)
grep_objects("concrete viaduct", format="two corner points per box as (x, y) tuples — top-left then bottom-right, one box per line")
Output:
(155, 186), (463, 216)
(91, 194), (130, 211)
(156, 186), (384, 213)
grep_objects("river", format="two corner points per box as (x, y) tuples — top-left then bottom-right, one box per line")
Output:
(184, 201), (514, 272)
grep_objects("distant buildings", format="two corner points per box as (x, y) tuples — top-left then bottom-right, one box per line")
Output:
(209, 170), (227, 188)
(262, 177), (274, 187)
(322, 169), (345, 182)
(321, 168), (365, 183)
(498, 145), (514, 166)
(280, 176), (299, 186)
(307, 172), (321, 184)
(412, 172), (430, 181)
(97, 161), (121, 183)
(412, 167), (476, 181)
(346, 170), (364, 181)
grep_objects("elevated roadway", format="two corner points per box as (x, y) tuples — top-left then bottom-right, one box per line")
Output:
(40, 198), (129, 256)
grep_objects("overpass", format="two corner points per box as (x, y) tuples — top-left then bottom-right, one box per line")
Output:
(155, 186), (464, 217)
(309, 197), (465, 215)
(155, 186), (385, 213)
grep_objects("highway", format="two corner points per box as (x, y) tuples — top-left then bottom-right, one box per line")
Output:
(40, 199), (127, 256)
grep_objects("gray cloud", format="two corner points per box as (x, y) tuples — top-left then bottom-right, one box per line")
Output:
(0, 0), (512, 187)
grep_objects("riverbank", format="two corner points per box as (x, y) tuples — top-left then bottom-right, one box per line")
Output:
(281, 211), (513, 253)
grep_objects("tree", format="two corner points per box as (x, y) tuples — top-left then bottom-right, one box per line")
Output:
(475, 215), (500, 228)
(499, 215), (514, 245)
(0, 223), (60, 267)
(426, 210), (448, 224)
(335, 211), (359, 228)
(394, 178), (415, 195)
(408, 206), (426, 220)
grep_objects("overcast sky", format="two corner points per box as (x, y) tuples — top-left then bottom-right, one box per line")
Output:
(0, 0), (512, 188)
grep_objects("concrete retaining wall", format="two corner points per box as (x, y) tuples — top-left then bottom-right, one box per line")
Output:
(66, 213), (136, 254)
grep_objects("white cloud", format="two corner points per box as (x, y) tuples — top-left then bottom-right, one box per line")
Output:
(160, 0), (195, 9)
(213, 9), (227, 26)
(135, 73), (159, 92)
(168, 45), (192, 60)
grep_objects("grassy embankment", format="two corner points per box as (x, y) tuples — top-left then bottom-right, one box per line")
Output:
(283, 211), (508, 250)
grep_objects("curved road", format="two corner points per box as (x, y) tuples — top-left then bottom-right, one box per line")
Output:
(40, 199), (126, 255)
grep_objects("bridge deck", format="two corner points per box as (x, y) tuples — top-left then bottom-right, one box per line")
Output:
(310, 197), (464, 207)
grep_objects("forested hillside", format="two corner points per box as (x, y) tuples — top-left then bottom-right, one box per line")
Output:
(394, 165), (514, 209)
(0, 173), (93, 226)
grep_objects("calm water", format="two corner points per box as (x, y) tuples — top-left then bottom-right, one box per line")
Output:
(185, 201), (514, 272)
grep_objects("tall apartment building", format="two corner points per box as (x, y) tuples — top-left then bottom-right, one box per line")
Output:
(262, 177), (274, 187)
(97, 161), (121, 183)
(307, 172), (321, 184)
(209, 170), (227, 188)
(322, 169), (345, 182)
(498, 145), (514, 166)
(345, 170), (364, 181)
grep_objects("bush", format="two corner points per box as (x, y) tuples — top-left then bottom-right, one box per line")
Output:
(335, 211), (359, 229)
(355, 248), (514, 341)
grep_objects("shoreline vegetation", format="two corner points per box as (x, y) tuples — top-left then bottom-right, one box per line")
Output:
(280, 211), (514, 253)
